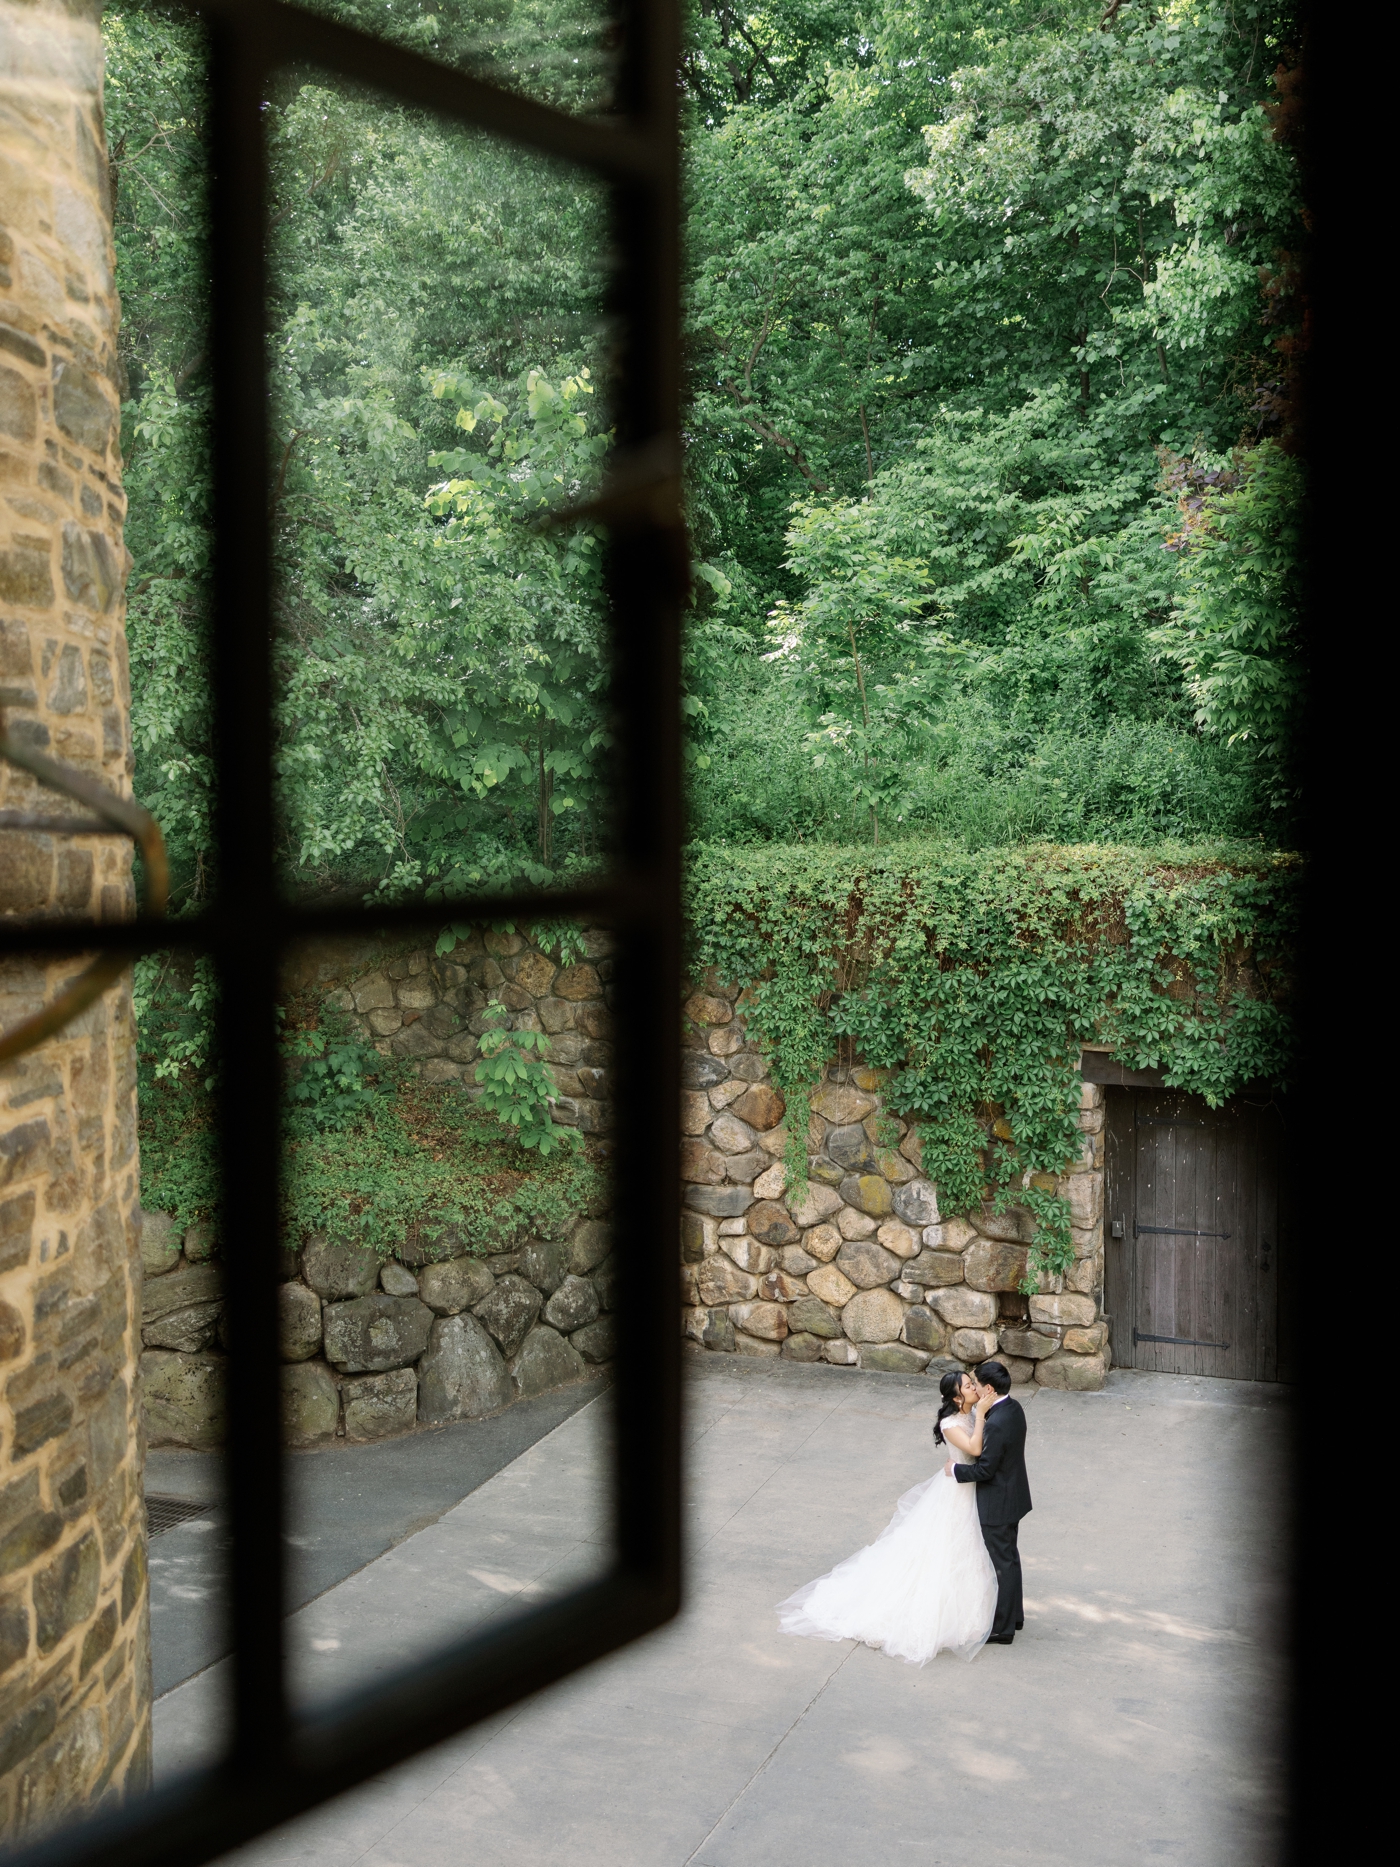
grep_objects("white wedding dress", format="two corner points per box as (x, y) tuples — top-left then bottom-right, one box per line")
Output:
(776, 1434), (998, 1665)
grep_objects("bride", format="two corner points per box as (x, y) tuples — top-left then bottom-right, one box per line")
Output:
(776, 1369), (998, 1664)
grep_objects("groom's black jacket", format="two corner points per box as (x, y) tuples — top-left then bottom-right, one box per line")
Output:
(953, 1398), (1032, 1525)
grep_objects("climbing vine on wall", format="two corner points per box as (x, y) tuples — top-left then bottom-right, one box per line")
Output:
(688, 841), (1296, 1282)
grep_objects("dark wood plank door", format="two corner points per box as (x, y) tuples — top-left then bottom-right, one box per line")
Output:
(1103, 1087), (1288, 1382)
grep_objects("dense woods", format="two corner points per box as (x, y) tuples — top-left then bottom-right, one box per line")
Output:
(107, 0), (1304, 921)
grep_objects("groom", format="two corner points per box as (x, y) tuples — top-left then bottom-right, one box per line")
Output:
(950, 1360), (1032, 1645)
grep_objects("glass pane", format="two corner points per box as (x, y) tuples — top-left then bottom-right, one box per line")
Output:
(290, 0), (621, 116)
(275, 923), (616, 1718)
(265, 68), (615, 907)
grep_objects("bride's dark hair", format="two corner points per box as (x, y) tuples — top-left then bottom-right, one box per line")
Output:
(933, 1369), (966, 1445)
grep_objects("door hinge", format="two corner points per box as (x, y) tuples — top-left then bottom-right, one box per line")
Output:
(1134, 1223), (1231, 1239)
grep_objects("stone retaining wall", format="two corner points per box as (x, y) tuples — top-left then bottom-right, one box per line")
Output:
(679, 980), (1108, 1389)
(139, 930), (617, 1449)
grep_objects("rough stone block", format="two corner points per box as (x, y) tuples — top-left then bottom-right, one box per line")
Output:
(786, 1184), (841, 1230)
(753, 1162), (786, 1200)
(840, 1174), (893, 1219)
(1063, 1322), (1107, 1353)
(138, 1211), (180, 1278)
(998, 1326), (1058, 1361)
(951, 1327), (999, 1362)
(511, 1326), (586, 1397)
(802, 1222), (842, 1262)
(778, 1244), (817, 1275)
(1035, 1350), (1106, 1390)
(143, 1301), (221, 1354)
(418, 1313), (513, 1421)
(825, 1122), (875, 1171)
(281, 1362), (340, 1444)
(836, 1205), (877, 1239)
(680, 1092), (712, 1136)
(971, 1204), (1037, 1245)
(520, 1237), (568, 1295)
(680, 1212), (714, 1264)
(748, 1200), (799, 1247)
(568, 1219), (612, 1274)
(1028, 1292), (1096, 1328)
(780, 1333), (824, 1363)
(681, 1052), (727, 1090)
(731, 1084), (784, 1131)
(380, 1262), (420, 1297)
(964, 1239), (1030, 1294)
(859, 1343), (930, 1375)
(143, 1351), (226, 1449)
(923, 1217), (977, 1253)
(323, 1293), (434, 1372)
(788, 1296), (841, 1339)
(554, 963), (602, 1001)
(822, 1339), (859, 1365)
(876, 1220), (917, 1260)
(902, 1306), (946, 1353)
(929, 1286), (998, 1329)
(418, 1257), (495, 1315)
(1065, 1174), (1102, 1225)
(685, 992), (732, 1027)
(758, 1270), (806, 1302)
(734, 1332), (781, 1358)
(724, 1148), (769, 1184)
(806, 1264), (857, 1309)
(697, 1258), (759, 1305)
(728, 1300), (787, 1341)
(709, 1112), (757, 1155)
(809, 1085), (875, 1124)
(142, 1260), (220, 1327)
(835, 1238), (901, 1290)
(904, 1249), (965, 1287)
(543, 1275), (599, 1333)
(278, 1282), (322, 1361)
(473, 1275), (542, 1358)
(684, 1185), (753, 1219)
(301, 1233), (380, 1301)
(33, 1532), (99, 1655)
(571, 1314), (618, 1363)
(840, 1287), (904, 1343)
(891, 1180), (939, 1227)
(723, 1236), (774, 1275)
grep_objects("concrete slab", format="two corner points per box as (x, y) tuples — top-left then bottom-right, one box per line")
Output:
(144, 1374), (607, 1697)
(169, 1355), (1289, 1867)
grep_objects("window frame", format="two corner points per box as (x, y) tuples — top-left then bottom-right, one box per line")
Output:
(9, 3), (684, 1861)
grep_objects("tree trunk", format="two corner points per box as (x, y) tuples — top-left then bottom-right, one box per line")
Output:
(0, 0), (151, 1837)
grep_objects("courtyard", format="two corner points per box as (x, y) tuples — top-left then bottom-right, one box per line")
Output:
(151, 1353), (1289, 1867)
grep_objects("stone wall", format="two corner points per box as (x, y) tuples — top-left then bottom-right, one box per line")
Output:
(0, 0), (150, 1836)
(679, 980), (1108, 1389)
(140, 929), (617, 1450)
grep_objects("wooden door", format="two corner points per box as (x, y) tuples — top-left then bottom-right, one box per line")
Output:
(1103, 1087), (1289, 1382)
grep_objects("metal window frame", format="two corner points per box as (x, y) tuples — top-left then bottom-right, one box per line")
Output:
(8, 3), (683, 1861)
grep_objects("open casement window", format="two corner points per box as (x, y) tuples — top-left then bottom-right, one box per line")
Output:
(10, 2), (682, 1861)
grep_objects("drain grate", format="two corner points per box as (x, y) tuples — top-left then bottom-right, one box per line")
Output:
(146, 1494), (214, 1539)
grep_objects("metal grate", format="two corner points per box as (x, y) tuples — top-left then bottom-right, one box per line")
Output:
(145, 1495), (215, 1540)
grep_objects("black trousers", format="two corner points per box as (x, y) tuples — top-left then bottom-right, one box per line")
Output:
(980, 1519), (1024, 1640)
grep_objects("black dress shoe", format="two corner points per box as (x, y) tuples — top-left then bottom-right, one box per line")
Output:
(985, 1634), (1015, 1645)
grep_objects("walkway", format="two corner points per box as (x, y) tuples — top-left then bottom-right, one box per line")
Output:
(157, 1353), (1290, 1867)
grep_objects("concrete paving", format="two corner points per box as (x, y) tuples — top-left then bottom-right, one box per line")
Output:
(145, 1374), (608, 1697)
(160, 1352), (1291, 1867)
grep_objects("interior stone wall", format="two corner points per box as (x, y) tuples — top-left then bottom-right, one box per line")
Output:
(0, 0), (150, 1837)
(679, 979), (1108, 1389)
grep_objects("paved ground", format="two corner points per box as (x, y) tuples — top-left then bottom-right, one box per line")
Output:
(145, 1375), (607, 1697)
(157, 1352), (1291, 1867)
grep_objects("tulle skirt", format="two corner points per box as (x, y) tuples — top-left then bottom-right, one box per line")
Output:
(777, 1467), (997, 1665)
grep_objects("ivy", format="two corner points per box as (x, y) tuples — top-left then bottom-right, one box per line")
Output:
(688, 839), (1296, 1285)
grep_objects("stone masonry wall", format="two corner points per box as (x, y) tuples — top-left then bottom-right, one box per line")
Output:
(0, 0), (150, 1838)
(140, 928), (617, 1451)
(679, 979), (1108, 1389)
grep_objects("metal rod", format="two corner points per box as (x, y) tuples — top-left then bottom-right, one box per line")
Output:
(1134, 1224), (1232, 1239)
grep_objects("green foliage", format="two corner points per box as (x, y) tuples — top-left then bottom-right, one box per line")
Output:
(689, 838), (1296, 1282)
(473, 1007), (577, 1155)
(282, 1014), (382, 1137)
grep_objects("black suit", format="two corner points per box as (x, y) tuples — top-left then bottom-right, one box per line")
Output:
(952, 1397), (1032, 1641)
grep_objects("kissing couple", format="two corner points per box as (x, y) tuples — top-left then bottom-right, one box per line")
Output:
(777, 1359), (1032, 1663)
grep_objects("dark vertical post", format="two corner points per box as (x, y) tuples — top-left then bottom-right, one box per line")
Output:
(607, 0), (685, 1609)
(205, 0), (289, 1774)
